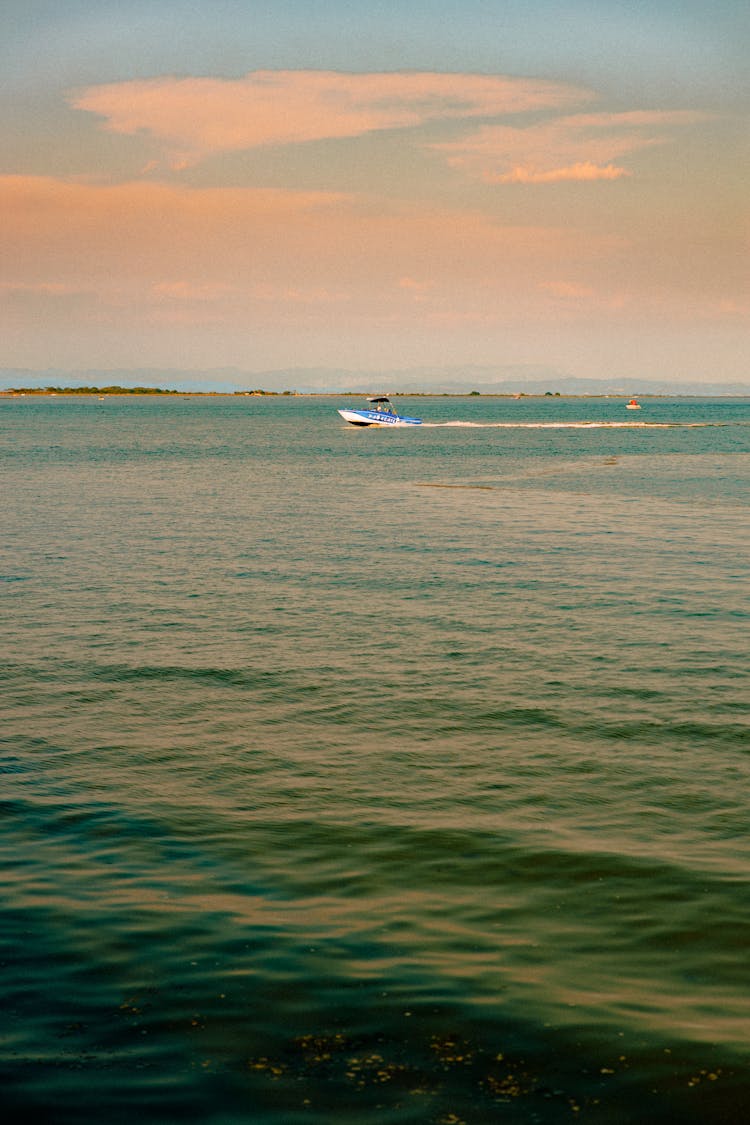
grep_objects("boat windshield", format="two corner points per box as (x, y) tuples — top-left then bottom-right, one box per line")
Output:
(368, 397), (396, 415)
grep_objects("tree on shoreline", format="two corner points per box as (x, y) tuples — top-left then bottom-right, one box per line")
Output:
(7, 385), (179, 395)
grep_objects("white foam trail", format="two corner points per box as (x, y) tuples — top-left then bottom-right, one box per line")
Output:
(420, 420), (696, 429)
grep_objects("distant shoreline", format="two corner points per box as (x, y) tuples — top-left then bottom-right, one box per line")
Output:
(2, 388), (747, 400)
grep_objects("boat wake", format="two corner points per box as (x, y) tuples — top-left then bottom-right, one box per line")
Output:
(421, 421), (719, 429)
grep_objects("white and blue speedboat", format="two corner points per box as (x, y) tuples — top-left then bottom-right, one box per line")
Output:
(338, 396), (422, 427)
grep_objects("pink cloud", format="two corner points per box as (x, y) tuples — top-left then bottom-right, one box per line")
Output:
(493, 162), (630, 184)
(0, 174), (591, 309)
(151, 280), (237, 302)
(570, 110), (712, 129)
(0, 280), (86, 296)
(435, 109), (711, 184)
(5, 172), (732, 347)
(71, 70), (588, 165)
(539, 280), (597, 299)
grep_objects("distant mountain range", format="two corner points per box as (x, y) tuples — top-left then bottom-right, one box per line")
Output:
(2, 366), (749, 396)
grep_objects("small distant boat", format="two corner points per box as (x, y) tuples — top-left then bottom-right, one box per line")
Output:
(626, 398), (641, 410)
(338, 396), (422, 427)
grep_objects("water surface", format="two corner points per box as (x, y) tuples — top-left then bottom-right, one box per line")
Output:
(2, 394), (749, 1122)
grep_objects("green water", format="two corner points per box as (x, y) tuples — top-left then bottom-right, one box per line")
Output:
(2, 395), (749, 1122)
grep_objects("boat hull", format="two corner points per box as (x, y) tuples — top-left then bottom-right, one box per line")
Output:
(338, 409), (422, 426)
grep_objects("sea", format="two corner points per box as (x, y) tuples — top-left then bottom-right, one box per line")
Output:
(2, 393), (749, 1124)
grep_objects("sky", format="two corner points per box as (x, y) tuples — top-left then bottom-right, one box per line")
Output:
(1, 0), (748, 388)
